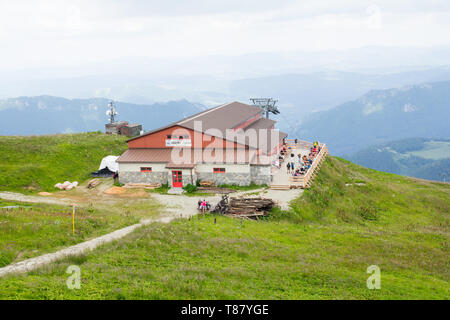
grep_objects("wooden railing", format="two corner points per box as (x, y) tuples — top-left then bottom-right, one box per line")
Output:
(288, 144), (328, 188)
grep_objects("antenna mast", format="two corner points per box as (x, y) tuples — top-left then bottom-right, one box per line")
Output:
(250, 98), (280, 119)
(106, 101), (118, 124)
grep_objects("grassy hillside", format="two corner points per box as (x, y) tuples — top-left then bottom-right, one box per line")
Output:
(1, 157), (448, 299)
(0, 133), (128, 192)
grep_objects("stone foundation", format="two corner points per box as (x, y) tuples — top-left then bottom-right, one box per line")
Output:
(197, 172), (251, 186)
(119, 171), (168, 185)
(250, 165), (271, 185)
(119, 165), (271, 187)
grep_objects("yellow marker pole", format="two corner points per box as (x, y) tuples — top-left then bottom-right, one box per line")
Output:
(72, 204), (76, 235)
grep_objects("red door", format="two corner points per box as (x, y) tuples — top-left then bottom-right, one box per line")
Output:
(172, 170), (183, 188)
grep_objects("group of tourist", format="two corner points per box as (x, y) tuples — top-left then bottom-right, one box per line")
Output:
(275, 140), (321, 176)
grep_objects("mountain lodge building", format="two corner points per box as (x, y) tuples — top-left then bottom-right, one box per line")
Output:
(116, 101), (288, 187)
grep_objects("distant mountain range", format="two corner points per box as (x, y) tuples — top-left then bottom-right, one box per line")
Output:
(347, 138), (450, 182)
(297, 80), (450, 156)
(0, 96), (204, 135)
(4, 67), (450, 136)
(1, 87), (449, 183)
(232, 66), (450, 114)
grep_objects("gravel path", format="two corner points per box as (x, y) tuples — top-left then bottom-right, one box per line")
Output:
(149, 187), (302, 215)
(1, 187), (303, 213)
(150, 193), (223, 216)
(262, 189), (304, 210)
(0, 191), (72, 206)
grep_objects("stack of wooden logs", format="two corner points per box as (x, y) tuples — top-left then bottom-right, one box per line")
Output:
(226, 197), (277, 219)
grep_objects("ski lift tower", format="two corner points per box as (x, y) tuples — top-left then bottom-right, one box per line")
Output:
(250, 98), (280, 119)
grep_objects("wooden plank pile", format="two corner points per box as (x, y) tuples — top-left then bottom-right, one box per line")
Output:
(87, 178), (101, 189)
(225, 197), (277, 219)
(199, 180), (214, 187)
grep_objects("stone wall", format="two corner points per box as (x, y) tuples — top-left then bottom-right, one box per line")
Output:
(119, 171), (168, 185)
(197, 172), (251, 186)
(250, 165), (271, 185)
(181, 174), (194, 187)
(119, 164), (270, 187)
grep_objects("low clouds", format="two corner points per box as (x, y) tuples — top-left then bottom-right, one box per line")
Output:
(0, 0), (449, 71)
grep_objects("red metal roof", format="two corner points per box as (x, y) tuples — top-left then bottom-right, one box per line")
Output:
(117, 148), (259, 164)
(127, 101), (263, 143)
(117, 148), (172, 163)
(123, 101), (287, 154)
(178, 101), (262, 133)
(243, 117), (276, 131)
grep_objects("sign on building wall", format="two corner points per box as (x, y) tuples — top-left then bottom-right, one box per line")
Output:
(165, 139), (192, 147)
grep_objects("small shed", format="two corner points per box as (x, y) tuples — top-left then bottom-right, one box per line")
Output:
(105, 121), (128, 134)
(120, 124), (142, 137)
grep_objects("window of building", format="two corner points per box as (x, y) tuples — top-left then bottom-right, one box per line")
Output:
(167, 135), (172, 139)
(140, 167), (152, 173)
(213, 168), (225, 173)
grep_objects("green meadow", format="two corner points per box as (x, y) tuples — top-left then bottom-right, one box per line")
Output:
(0, 198), (162, 268)
(1, 156), (448, 299)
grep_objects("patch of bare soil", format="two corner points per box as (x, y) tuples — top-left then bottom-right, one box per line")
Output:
(121, 190), (148, 197)
(103, 186), (148, 198)
(104, 186), (127, 195)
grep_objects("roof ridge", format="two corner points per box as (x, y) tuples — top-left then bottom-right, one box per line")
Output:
(127, 101), (271, 143)
(177, 101), (234, 125)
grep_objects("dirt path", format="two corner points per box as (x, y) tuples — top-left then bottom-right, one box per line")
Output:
(260, 189), (304, 210)
(0, 191), (72, 206)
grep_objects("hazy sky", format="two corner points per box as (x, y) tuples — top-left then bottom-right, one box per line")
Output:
(1, 0), (450, 72)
